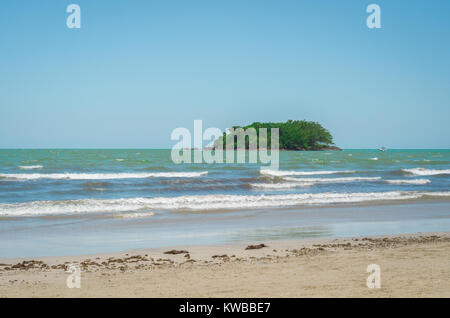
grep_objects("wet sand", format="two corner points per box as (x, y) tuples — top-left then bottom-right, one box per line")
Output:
(0, 232), (449, 297)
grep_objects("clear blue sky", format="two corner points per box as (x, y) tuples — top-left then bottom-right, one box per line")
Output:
(1, 0), (449, 149)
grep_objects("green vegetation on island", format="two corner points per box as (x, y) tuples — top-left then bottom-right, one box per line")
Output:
(214, 120), (340, 151)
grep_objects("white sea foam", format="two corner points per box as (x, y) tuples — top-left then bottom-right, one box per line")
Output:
(251, 177), (381, 189)
(115, 212), (156, 218)
(0, 171), (208, 180)
(402, 168), (450, 176)
(250, 183), (301, 189)
(369, 157), (378, 161)
(424, 191), (450, 197)
(260, 169), (355, 177)
(384, 179), (431, 185)
(18, 165), (43, 170)
(1, 191), (448, 217)
(284, 176), (381, 184)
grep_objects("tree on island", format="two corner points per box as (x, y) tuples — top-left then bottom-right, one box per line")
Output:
(214, 120), (338, 151)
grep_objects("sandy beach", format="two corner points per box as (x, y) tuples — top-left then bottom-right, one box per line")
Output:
(1, 232), (449, 297)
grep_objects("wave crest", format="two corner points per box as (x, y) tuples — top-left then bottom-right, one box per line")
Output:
(251, 177), (381, 189)
(402, 168), (450, 176)
(260, 169), (355, 177)
(250, 183), (302, 189)
(18, 165), (43, 170)
(284, 176), (381, 183)
(1, 191), (449, 216)
(384, 179), (431, 185)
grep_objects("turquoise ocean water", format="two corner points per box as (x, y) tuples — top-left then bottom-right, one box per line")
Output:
(0, 149), (449, 257)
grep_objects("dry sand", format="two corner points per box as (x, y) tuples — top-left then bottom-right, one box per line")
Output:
(1, 232), (449, 297)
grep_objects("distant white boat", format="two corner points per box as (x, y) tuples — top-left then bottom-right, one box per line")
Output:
(379, 147), (387, 152)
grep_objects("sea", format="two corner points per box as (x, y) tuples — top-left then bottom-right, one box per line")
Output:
(0, 149), (449, 258)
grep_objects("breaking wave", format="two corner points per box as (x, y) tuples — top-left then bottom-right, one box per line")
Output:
(251, 177), (381, 189)
(284, 176), (381, 183)
(1, 191), (449, 217)
(384, 179), (431, 185)
(402, 168), (450, 176)
(260, 169), (355, 177)
(18, 165), (43, 170)
(250, 183), (300, 190)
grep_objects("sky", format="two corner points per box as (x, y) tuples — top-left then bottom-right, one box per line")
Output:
(0, 0), (449, 149)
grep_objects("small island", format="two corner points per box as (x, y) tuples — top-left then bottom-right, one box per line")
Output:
(214, 120), (341, 151)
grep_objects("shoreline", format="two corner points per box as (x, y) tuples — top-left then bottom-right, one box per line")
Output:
(1, 231), (449, 297)
(2, 200), (449, 259)
(0, 230), (448, 263)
